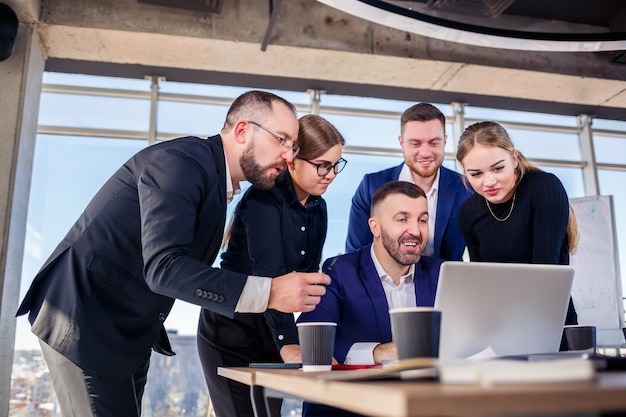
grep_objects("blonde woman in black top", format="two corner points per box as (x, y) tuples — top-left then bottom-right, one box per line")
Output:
(456, 121), (578, 325)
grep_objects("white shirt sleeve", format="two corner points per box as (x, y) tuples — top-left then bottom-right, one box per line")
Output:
(234, 275), (271, 313)
(344, 342), (381, 365)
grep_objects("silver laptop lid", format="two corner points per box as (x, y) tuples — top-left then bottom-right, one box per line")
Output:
(434, 262), (575, 361)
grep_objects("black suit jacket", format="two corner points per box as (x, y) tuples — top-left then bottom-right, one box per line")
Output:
(17, 135), (249, 381)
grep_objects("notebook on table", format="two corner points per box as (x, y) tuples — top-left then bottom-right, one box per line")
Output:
(434, 261), (575, 362)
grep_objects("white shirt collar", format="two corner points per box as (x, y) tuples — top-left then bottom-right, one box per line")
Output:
(398, 163), (441, 196)
(370, 245), (415, 284)
(224, 156), (241, 204)
(427, 168), (440, 197)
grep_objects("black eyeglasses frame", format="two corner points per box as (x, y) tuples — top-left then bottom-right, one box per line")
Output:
(297, 156), (347, 177)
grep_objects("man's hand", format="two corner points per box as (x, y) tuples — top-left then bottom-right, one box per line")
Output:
(267, 272), (330, 313)
(373, 342), (398, 364)
(280, 344), (302, 363)
(280, 344), (338, 365)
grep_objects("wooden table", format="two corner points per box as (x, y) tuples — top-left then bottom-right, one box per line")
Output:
(218, 366), (626, 417)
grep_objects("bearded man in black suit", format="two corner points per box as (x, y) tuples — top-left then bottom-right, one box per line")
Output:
(17, 90), (331, 417)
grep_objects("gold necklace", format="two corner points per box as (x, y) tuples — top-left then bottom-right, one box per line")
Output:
(485, 191), (516, 222)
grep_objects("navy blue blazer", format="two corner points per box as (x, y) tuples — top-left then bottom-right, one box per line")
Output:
(16, 135), (249, 381)
(296, 246), (443, 364)
(345, 164), (473, 260)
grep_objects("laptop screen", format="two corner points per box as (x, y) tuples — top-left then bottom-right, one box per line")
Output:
(434, 261), (575, 361)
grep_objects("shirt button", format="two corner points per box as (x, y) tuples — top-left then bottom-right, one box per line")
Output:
(300, 250), (306, 256)
(301, 226), (306, 232)
(278, 335), (284, 340)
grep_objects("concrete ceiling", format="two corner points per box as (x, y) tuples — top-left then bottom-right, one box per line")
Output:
(4, 0), (626, 120)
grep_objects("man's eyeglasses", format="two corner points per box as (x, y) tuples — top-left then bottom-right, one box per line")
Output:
(247, 121), (300, 156)
(297, 156), (347, 177)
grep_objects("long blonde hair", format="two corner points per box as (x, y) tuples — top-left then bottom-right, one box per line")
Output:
(456, 121), (579, 254)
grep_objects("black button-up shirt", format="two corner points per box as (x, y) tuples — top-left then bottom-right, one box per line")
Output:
(221, 171), (328, 347)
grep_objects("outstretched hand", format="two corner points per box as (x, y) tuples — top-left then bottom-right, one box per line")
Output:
(373, 342), (398, 364)
(267, 272), (331, 313)
(280, 344), (338, 365)
(280, 344), (302, 363)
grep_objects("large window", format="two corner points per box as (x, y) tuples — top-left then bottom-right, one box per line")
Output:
(10, 72), (626, 416)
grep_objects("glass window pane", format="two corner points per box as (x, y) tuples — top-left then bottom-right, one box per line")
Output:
(159, 80), (311, 106)
(593, 118), (626, 131)
(321, 113), (400, 150)
(444, 123), (456, 153)
(321, 93), (431, 113)
(503, 128), (581, 161)
(157, 101), (229, 137)
(43, 71), (151, 91)
(464, 106), (578, 127)
(594, 135), (626, 165)
(159, 81), (250, 98)
(38, 92), (151, 131)
(598, 169), (626, 300)
(536, 166), (585, 198)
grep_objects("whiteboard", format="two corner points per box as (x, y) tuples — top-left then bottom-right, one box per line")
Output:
(570, 195), (625, 346)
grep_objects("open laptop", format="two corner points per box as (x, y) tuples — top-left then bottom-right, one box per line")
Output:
(434, 261), (575, 362)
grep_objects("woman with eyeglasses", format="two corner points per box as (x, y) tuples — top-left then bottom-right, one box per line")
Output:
(197, 114), (346, 417)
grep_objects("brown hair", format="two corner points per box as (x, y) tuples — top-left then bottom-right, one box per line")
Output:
(400, 103), (446, 136)
(296, 114), (345, 159)
(221, 90), (296, 133)
(456, 121), (578, 253)
(370, 181), (427, 217)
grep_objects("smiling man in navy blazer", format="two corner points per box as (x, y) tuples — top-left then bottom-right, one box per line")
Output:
(346, 103), (473, 260)
(16, 90), (330, 417)
(298, 180), (443, 417)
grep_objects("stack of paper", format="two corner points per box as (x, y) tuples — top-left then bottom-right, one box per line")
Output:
(439, 358), (595, 386)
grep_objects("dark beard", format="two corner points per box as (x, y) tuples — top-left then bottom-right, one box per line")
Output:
(239, 144), (280, 190)
(381, 229), (422, 265)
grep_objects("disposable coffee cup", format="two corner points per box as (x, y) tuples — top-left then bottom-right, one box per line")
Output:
(563, 325), (597, 352)
(389, 307), (441, 360)
(297, 322), (336, 372)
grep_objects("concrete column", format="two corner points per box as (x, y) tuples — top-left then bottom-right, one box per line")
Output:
(0, 22), (45, 416)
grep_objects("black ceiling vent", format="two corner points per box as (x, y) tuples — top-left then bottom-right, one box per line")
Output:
(137, 0), (225, 14)
(426, 0), (516, 18)
(610, 50), (626, 64)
